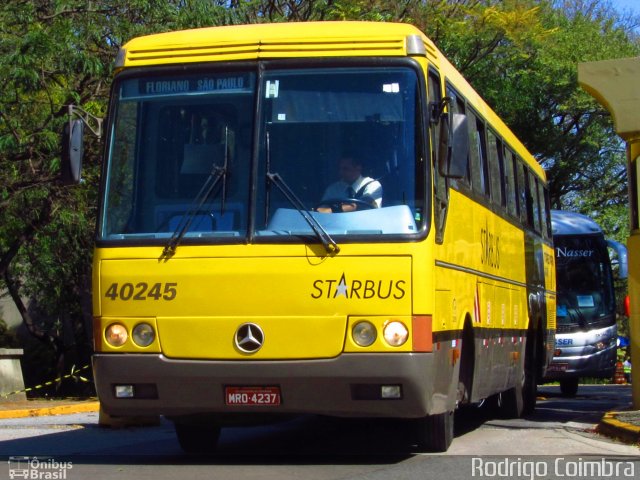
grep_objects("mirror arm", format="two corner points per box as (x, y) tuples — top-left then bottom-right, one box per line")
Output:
(68, 105), (103, 139)
(430, 96), (452, 125)
(607, 239), (629, 279)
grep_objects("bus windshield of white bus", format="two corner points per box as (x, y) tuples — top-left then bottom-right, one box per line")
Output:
(100, 65), (425, 243)
(554, 235), (616, 330)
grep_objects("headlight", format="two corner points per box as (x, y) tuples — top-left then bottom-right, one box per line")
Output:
(352, 321), (377, 347)
(105, 323), (128, 347)
(132, 323), (155, 347)
(383, 321), (409, 347)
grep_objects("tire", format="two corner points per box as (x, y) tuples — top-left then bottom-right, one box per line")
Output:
(522, 326), (539, 415)
(458, 323), (475, 406)
(498, 383), (524, 419)
(414, 411), (454, 452)
(499, 341), (526, 418)
(174, 422), (221, 454)
(560, 378), (579, 397)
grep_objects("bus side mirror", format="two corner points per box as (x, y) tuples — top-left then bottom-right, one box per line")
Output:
(438, 113), (469, 179)
(607, 239), (628, 279)
(61, 119), (84, 184)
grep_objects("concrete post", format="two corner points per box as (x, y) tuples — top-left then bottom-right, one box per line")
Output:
(0, 349), (26, 402)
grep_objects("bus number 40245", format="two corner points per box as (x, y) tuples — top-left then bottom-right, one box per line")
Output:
(105, 282), (177, 301)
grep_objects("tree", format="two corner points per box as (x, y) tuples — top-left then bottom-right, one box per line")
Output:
(0, 1), (182, 393)
(411, 0), (639, 241)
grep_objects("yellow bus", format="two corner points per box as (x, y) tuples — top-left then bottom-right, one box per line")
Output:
(64, 21), (556, 452)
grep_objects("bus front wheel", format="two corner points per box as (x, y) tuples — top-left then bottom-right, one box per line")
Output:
(499, 382), (524, 419)
(174, 422), (221, 454)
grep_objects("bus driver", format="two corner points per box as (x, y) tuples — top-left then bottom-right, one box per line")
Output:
(317, 156), (382, 213)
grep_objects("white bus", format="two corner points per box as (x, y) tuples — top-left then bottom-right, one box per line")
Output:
(546, 210), (627, 396)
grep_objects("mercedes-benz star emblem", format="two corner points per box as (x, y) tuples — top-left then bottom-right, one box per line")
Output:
(234, 323), (265, 353)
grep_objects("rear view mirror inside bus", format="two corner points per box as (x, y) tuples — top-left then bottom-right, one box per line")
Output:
(61, 118), (84, 184)
(438, 112), (469, 179)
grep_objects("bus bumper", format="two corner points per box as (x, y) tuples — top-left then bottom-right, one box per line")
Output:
(93, 352), (443, 420)
(544, 345), (616, 380)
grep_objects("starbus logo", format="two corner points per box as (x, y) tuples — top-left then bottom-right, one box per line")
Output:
(311, 273), (406, 300)
(480, 221), (500, 269)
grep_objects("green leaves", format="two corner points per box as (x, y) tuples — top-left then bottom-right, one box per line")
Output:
(419, 0), (639, 235)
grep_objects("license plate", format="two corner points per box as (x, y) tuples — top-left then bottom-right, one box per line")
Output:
(225, 386), (281, 406)
(548, 363), (568, 372)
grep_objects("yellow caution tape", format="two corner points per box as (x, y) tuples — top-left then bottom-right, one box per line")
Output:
(0, 364), (92, 398)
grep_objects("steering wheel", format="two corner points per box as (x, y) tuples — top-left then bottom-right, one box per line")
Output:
(314, 198), (376, 213)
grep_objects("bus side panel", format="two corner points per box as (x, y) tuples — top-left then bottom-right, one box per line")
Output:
(434, 189), (528, 402)
(433, 289), (460, 413)
(490, 284), (517, 393)
(523, 232), (555, 378)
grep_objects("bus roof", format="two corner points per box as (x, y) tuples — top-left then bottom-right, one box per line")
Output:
(118, 21), (431, 67)
(551, 210), (603, 236)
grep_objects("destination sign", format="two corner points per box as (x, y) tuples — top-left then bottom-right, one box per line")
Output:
(120, 73), (254, 98)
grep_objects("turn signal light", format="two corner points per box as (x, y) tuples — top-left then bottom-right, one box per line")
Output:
(105, 323), (128, 347)
(383, 321), (409, 347)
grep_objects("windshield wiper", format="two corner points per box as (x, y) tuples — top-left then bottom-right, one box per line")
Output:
(568, 296), (588, 330)
(266, 172), (340, 254)
(263, 130), (338, 254)
(162, 128), (230, 258)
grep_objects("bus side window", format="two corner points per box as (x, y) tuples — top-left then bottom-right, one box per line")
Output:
(446, 84), (471, 188)
(431, 70), (447, 243)
(513, 157), (527, 225)
(529, 173), (542, 233)
(446, 84), (470, 186)
(536, 178), (544, 234)
(487, 130), (503, 207)
(504, 148), (517, 218)
(522, 165), (534, 229)
(543, 186), (552, 239)
(469, 111), (489, 198)
(459, 97), (471, 185)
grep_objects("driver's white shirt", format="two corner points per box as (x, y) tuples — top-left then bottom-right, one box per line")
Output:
(321, 175), (382, 207)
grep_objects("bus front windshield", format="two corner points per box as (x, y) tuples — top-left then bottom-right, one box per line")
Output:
(554, 235), (616, 328)
(100, 65), (425, 243)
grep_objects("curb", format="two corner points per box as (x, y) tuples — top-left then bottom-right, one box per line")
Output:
(0, 401), (100, 420)
(597, 412), (640, 444)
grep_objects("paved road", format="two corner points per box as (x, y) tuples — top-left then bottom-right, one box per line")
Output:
(0, 385), (637, 479)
